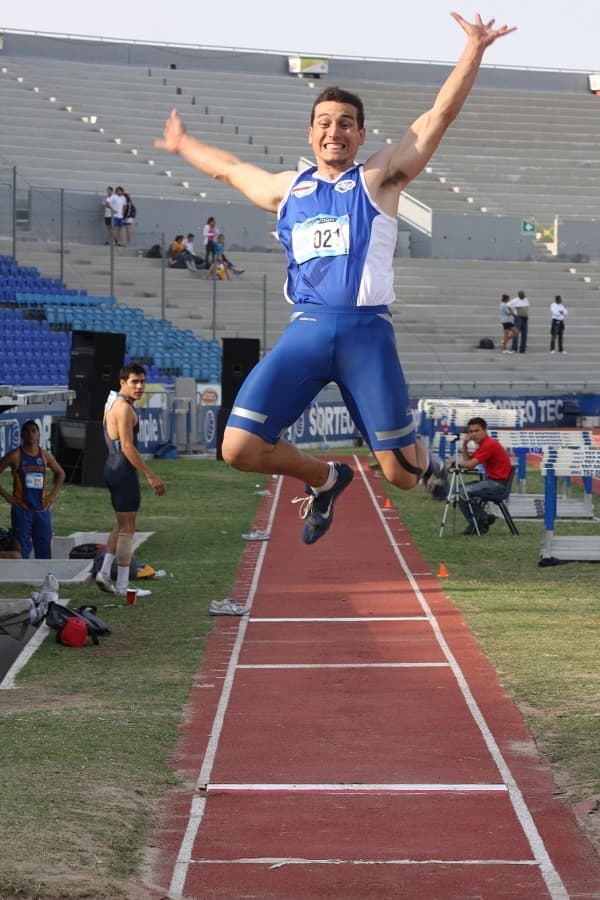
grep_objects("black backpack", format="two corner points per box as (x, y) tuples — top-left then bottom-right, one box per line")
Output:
(45, 601), (111, 646)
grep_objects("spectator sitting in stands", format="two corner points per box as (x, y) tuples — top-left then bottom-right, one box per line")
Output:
(182, 233), (205, 267)
(167, 235), (197, 271)
(208, 236), (230, 280)
(214, 233), (244, 275)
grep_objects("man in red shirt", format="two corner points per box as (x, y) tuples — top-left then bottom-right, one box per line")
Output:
(457, 416), (512, 534)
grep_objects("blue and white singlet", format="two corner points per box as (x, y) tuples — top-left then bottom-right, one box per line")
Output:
(276, 164), (398, 307)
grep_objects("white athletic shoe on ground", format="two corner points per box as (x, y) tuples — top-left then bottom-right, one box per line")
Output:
(117, 585), (152, 598)
(209, 598), (249, 616)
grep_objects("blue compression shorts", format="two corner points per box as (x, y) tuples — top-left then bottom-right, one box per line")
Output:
(226, 305), (415, 450)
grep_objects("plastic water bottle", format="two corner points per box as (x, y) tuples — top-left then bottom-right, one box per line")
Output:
(41, 572), (59, 604)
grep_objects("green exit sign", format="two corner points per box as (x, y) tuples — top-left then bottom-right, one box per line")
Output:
(521, 219), (536, 235)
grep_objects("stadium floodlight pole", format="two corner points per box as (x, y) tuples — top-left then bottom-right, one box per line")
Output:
(211, 276), (217, 342)
(160, 232), (166, 319)
(11, 166), (16, 264)
(59, 188), (64, 286)
(109, 231), (114, 298)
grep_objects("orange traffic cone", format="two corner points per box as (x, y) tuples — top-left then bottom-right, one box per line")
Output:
(438, 563), (449, 578)
(384, 497), (393, 509)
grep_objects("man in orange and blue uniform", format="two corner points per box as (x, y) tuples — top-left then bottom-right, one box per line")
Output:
(0, 420), (65, 558)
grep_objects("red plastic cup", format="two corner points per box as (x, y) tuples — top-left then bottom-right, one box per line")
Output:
(126, 588), (137, 606)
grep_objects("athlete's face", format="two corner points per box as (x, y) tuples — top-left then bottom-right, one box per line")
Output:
(21, 424), (40, 447)
(121, 373), (146, 402)
(309, 102), (366, 170)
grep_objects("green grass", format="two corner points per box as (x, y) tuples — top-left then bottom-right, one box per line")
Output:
(0, 458), (599, 897)
(0, 459), (263, 899)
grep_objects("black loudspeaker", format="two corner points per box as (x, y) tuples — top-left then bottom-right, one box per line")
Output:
(216, 407), (231, 461)
(221, 338), (260, 407)
(53, 419), (107, 487)
(67, 330), (126, 420)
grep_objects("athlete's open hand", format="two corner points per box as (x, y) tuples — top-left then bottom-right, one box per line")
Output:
(451, 12), (516, 48)
(154, 108), (187, 155)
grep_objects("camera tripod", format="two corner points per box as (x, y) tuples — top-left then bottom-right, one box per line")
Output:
(439, 466), (482, 537)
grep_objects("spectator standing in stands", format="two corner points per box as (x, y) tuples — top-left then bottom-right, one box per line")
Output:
(96, 364), (165, 597)
(203, 216), (217, 269)
(499, 293), (517, 353)
(507, 289), (530, 353)
(122, 191), (137, 246)
(550, 294), (568, 354)
(102, 186), (114, 244)
(155, 12), (515, 546)
(182, 233), (205, 267)
(0, 420), (65, 559)
(108, 186), (127, 247)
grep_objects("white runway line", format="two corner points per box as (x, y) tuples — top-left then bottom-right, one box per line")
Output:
(206, 782), (508, 793)
(0, 622), (50, 689)
(168, 458), (569, 900)
(354, 456), (568, 900)
(168, 475), (283, 900)
(236, 662), (449, 669)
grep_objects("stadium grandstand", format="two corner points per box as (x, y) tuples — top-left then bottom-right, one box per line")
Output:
(2, 28), (600, 444)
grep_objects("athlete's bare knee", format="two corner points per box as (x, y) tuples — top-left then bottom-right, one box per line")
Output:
(383, 466), (419, 491)
(221, 428), (271, 471)
(376, 444), (425, 491)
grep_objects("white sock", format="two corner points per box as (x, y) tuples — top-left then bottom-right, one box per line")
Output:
(116, 565), (129, 593)
(101, 552), (115, 578)
(312, 462), (337, 495)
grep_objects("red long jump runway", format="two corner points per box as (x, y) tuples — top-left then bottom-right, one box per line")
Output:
(150, 455), (600, 900)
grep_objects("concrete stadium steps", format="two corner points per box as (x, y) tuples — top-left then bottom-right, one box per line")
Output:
(323, 76), (600, 219)
(3, 54), (600, 222)
(4, 239), (599, 390)
(0, 59), (312, 196)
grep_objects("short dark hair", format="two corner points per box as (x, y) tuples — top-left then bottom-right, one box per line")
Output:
(311, 86), (365, 130)
(20, 419), (39, 438)
(119, 363), (146, 381)
(501, 294), (509, 301)
(466, 417), (487, 430)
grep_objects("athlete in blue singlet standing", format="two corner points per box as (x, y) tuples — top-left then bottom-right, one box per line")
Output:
(156, 12), (515, 545)
(0, 420), (65, 559)
(96, 363), (165, 597)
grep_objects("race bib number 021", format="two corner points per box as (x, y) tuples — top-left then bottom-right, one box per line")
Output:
(291, 214), (350, 264)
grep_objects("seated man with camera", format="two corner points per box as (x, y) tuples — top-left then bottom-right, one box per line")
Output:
(453, 416), (512, 535)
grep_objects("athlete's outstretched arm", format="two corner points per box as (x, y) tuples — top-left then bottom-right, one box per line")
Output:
(367, 12), (516, 198)
(155, 108), (296, 212)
